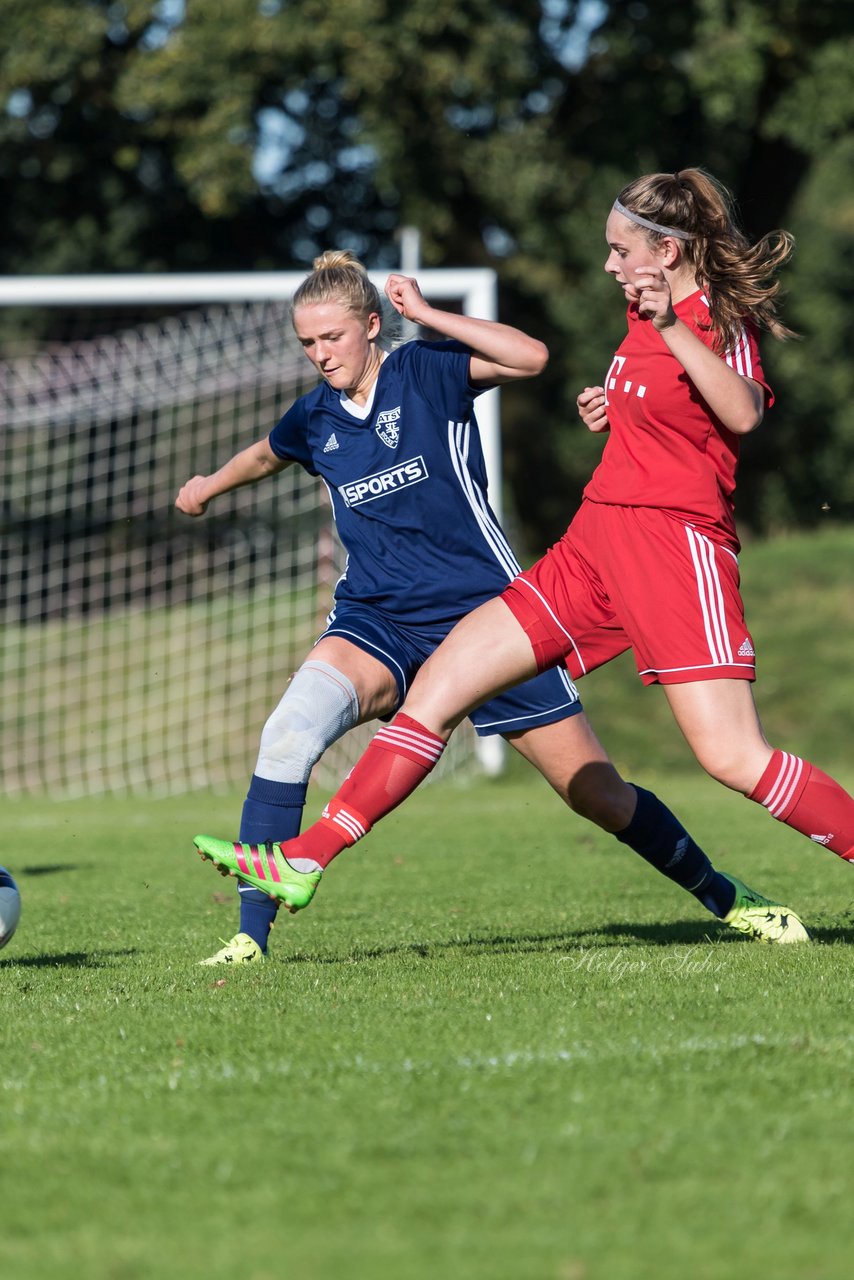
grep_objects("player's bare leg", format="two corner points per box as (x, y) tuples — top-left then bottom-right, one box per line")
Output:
(508, 713), (808, 941)
(405, 597), (540, 735)
(508, 713), (635, 830)
(665, 676), (854, 861)
(662, 679), (773, 791)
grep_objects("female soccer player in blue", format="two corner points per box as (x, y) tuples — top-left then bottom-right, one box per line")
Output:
(182, 249), (806, 962)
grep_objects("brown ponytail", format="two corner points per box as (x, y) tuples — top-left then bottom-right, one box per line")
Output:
(616, 168), (797, 351)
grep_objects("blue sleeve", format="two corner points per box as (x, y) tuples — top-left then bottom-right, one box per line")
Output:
(401, 340), (480, 420)
(268, 396), (313, 469)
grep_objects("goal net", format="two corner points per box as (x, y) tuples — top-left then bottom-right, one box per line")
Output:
(0, 270), (500, 799)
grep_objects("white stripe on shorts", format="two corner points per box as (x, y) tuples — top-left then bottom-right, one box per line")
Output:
(515, 577), (586, 674)
(684, 526), (734, 666)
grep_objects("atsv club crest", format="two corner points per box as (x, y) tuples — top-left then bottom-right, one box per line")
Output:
(375, 405), (401, 449)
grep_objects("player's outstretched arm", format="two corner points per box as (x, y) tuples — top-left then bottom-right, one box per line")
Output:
(175, 438), (290, 516)
(384, 273), (548, 385)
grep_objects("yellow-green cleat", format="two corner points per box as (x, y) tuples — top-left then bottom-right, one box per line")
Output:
(721, 873), (810, 944)
(199, 932), (264, 966)
(193, 835), (322, 913)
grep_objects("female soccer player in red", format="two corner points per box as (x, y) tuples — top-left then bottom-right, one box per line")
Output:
(190, 213), (825, 948)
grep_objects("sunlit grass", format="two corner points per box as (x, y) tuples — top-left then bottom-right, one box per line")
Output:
(1, 765), (852, 1280)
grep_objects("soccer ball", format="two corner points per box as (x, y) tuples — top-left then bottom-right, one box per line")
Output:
(0, 867), (21, 950)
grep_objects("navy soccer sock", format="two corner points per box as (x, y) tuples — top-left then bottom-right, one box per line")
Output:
(237, 776), (308, 951)
(615, 785), (736, 918)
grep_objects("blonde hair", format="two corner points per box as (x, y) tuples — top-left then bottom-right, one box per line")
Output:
(291, 250), (398, 344)
(616, 168), (796, 351)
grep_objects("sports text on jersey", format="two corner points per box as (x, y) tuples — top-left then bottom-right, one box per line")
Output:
(340, 455), (429, 508)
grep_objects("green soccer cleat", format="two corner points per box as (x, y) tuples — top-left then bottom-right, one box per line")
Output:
(193, 835), (322, 913)
(721, 873), (810, 944)
(198, 932), (264, 966)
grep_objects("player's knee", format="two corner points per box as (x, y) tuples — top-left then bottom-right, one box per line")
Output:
(400, 691), (464, 739)
(255, 661), (360, 781)
(693, 745), (764, 795)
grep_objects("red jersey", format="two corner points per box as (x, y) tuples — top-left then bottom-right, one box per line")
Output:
(583, 289), (772, 552)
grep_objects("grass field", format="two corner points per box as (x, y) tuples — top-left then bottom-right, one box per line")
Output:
(2, 526), (853, 1280)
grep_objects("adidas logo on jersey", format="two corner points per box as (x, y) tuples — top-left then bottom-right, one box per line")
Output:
(737, 638), (755, 657)
(323, 433), (340, 453)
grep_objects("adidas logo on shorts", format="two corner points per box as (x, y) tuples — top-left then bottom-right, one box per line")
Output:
(737, 638), (755, 657)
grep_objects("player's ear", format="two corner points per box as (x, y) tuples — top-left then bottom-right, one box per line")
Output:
(659, 236), (682, 268)
(366, 311), (382, 341)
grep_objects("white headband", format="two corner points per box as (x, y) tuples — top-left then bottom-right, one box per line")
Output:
(612, 198), (694, 241)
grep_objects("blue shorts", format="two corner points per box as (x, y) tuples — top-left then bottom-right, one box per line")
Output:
(321, 601), (582, 737)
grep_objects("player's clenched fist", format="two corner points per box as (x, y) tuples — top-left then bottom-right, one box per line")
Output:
(631, 267), (677, 331)
(384, 273), (431, 325)
(175, 475), (211, 517)
(577, 385), (610, 433)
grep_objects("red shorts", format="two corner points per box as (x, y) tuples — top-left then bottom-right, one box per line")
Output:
(502, 501), (756, 686)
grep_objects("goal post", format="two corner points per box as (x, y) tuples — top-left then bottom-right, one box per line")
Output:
(0, 269), (503, 515)
(0, 267), (504, 799)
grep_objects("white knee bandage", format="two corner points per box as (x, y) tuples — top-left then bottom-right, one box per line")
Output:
(254, 660), (360, 785)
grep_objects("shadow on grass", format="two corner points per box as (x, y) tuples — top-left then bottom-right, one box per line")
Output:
(17, 864), (88, 876)
(0, 949), (137, 968)
(573, 920), (854, 946)
(282, 916), (854, 965)
(282, 921), (735, 965)
(804, 924), (854, 945)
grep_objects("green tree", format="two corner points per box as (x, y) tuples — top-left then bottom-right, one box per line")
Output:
(0, 0), (401, 274)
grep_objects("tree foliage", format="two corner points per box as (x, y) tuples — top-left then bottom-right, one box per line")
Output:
(1, 0), (852, 549)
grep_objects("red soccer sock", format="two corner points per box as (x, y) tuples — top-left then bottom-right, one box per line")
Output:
(284, 713), (447, 869)
(748, 750), (854, 860)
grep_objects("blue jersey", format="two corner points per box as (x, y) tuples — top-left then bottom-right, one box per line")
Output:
(268, 340), (520, 626)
